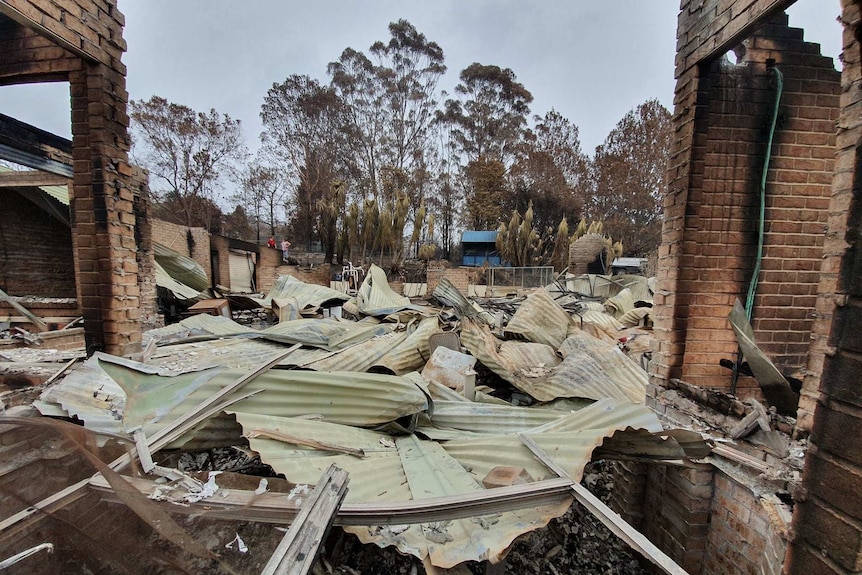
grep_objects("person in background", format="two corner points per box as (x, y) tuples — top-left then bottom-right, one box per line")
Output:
(267, 236), (276, 249)
(281, 238), (291, 263)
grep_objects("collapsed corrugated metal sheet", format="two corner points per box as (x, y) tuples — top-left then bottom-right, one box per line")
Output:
(96, 353), (224, 432)
(144, 314), (257, 347)
(260, 318), (394, 351)
(555, 331), (647, 403)
(619, 307), (652, 328)
(154, 243), (210, 292)
(432, 278), (494, 323)
(229, 397), (668, 567)
(441, 399), (661, 485)
(370, 317), (440, 375)
(461, 320), (562, 402)
(37, 353), (431, 443)
(154, 260), (204, 302)
(575, 309), (624, 335)
(230, 411), (570, 567)
(503, 288), (571, 348)
(148, 338), (287, 372)
(356, 264), (411, 315)
(424, 401), (569, 435)
(263, 275), (351, 310)
(612, 274), (654, 303)
(220, 368), (432, 427)
(303, 331), (408, 372)
(604, 288), (635, 319)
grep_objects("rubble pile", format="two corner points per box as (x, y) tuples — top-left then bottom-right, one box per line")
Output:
(1, 266), (705, 572)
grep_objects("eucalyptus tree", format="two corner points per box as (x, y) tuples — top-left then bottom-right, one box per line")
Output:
(130, 95), (246, 231)
(329, 19), (446, 207)
(260, 74), (349, 249)
(588, 99), (672, 256)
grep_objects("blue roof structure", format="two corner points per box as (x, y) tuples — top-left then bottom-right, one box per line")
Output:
(462, 230), (498, 243)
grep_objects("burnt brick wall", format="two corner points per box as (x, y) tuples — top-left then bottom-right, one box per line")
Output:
(610, 461), (789, 575)
(661, 15), (840, 396)
(0, 192), (75, 297)
(703, 471), (788, 575)
(150, 218), (212, 281)
(2, 1), (141, 356)
(785, 2), (862, 573)
(640, 463), (715, 574)
(426, 266), (475, 294)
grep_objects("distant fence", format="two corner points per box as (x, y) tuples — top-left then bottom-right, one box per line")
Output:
(486, 266), (555, 290)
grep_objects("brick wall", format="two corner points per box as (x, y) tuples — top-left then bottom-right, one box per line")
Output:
(426, 266), (476, 294)
(785, 2), (862, 573)
(131, 168), (162, 330)
(255, 246), (333, 292)
(641, 464), (715, 574)
(659, 1), (862, 574)
(658, 14), (840, 395)
(0, 192), (75, 297)
(1, 0), (142, 356)
(610, 462), (789, 575)
(703, 471), (788, 575)
(150, 218), (212, 281)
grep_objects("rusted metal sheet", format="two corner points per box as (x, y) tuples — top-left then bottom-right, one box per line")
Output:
(154, 243), (210, 292)
(356, 264), (411, 315)
(261, 318), (394, 351)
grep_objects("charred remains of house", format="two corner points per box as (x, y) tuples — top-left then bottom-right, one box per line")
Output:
(1, 1), (860, 574)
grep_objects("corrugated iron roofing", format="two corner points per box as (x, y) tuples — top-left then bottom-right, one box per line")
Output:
(304, 331), (408, 372)
(263, 275), (350, 310)
(143, 315), (257, 347)
(260, 318), (394, 351)
(154, 261), (203, 302)
(461, 320), (562, 402)
(431, 278), (492, 322)
(503, 288), (571, 348)
(370, 317), (440, 375)
(576, 309), (624, 334)
(38, 354), (430, 441)
(604, 287), (636, 319)
(356, 264), (411, 315)
(555, 332), (647, 403)
(230, 410), (572, 568)
(231, 397), (662, 567)
(426, 400), (568, 434)
(154, 243), (210, 292)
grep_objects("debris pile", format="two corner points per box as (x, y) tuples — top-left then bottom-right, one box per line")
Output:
(2, 266), (709, 572)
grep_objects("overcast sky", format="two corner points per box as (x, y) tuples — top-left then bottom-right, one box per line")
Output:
(0, 0), (841, 157)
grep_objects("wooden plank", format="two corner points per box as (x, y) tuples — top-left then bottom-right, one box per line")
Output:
(42, 357), (78, 386)
(88, 474), (574, 526)
(0, 170), (68, 187)
(261, 464), (349, 575)
(0, 288), (48, 332)
(711, 444), (769, 474)
(518, 434), (689, 575)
